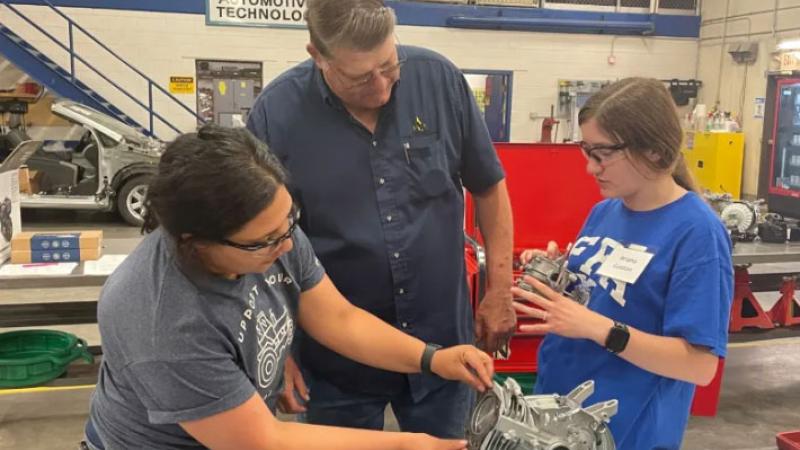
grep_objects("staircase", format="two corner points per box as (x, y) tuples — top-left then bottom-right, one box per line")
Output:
(0, 0), (203, 138)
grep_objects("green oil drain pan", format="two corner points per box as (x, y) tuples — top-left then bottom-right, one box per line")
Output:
(0, 330), (94, 388)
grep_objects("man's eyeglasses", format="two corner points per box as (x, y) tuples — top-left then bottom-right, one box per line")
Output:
(327, 49), (407, 90)
(220, 205), (300, 252)
(578, 141), (627, 166)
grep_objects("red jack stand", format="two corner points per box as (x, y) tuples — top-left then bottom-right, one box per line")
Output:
(768, 276), (800, 327)
(729, 266), (775, 332)
(540, 105), (560, 143)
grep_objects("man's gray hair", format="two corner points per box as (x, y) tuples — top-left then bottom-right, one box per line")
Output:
(305, 0), (396, 58)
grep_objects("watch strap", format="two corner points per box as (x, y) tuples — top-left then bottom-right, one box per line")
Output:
(420, 343), (442, 375)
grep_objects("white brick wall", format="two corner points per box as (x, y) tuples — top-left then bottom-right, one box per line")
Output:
(697, 0), (800, 198)
(1, 4), (696, 144)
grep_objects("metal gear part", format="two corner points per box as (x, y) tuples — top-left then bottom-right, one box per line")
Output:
(468, 378), (618, 450)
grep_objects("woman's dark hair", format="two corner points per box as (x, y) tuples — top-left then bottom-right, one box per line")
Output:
(142, 124), (288, 242)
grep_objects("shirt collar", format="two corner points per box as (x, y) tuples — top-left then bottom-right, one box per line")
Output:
(312, 64), (343, 110)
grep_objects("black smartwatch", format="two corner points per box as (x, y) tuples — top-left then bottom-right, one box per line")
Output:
(604, 321), (630, 354)
(420, 343), (442, 375)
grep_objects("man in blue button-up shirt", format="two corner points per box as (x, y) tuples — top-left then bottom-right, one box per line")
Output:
(247, 0), (514, 438)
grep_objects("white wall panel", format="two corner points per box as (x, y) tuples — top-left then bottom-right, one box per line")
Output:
(1, 4), (696, 144)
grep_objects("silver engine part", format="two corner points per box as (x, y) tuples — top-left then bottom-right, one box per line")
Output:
(720, 201), (759, 235)
(517, 255), (589, 305)
(703, 192), (764, 242)
(468, 378), (618, 450)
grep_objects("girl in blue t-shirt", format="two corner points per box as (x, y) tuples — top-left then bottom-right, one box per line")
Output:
(513, 77), (733, 450)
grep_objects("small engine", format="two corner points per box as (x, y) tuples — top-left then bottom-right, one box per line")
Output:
(517, 255), (590, 305)
(467, 378), (618, 450)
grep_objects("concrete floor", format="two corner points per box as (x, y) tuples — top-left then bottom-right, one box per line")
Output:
(1, 339), (798, 449)
(2, 212), (799, 449)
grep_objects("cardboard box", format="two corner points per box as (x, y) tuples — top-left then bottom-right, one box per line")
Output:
(29, 169), (40, 194)
(11, 230), (103, 252)
(11, 246), (102, 264)
(0, 169), (21, 264)
(18, 166), (31, 194)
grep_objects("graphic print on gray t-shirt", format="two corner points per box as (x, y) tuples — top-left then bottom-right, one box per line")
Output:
(241, 278), (295, 391)
(89, 227), (325, 449)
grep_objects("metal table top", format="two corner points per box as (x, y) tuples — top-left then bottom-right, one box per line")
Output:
(732, 241), (800, 266)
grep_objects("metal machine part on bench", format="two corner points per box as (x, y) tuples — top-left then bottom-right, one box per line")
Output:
(467, 378), (618, 450)
(720, 200), (762, 242)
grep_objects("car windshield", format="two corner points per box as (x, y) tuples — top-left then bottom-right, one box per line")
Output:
(59, 103), (150, 146)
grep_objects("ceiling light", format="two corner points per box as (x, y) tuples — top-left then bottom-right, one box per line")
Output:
(778, 39), (800, 50)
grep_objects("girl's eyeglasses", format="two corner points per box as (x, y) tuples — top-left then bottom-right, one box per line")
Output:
(578, 141), (627, 166)
(220, 205), (300, 252)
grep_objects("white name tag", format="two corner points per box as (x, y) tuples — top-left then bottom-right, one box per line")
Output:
(596, 247), (653, 284)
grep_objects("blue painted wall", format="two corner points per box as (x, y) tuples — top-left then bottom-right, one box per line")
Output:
(5, 0), (700, 38)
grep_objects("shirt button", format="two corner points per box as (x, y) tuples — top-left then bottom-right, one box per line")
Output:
(379, 178), (385, 185)
(393, 252), (400, 259)
(372, 140), (378, 147)
(386, 215), (393, 222)
(401, 322), (409, 329)
(398, 288), (405, 294)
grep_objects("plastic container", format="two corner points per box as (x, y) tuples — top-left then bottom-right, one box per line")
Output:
(0, 330), (93, 388)
(494, 372), (537, 395)
(777, 431), (800, 450)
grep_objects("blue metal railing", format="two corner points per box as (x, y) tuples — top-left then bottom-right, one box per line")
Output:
(0, 0), (204, 136)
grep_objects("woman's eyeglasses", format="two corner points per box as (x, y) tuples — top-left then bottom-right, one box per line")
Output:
(578, 141), (627, 166)
(220, 205), (300, 252)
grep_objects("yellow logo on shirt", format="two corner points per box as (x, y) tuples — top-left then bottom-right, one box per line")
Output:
(413, 115), (427, 133)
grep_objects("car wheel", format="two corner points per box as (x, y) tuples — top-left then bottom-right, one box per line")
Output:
(117, 175), (151, 227)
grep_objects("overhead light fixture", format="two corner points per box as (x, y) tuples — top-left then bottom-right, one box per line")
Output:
(778, 38), (800, 50)
(446, 16), (655, 35)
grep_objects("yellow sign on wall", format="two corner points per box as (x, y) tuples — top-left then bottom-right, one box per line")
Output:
(169, 76), (195, 94)
(780, 52), (800, 72)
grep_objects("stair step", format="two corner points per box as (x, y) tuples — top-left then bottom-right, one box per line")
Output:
(1, 20), (185, 137)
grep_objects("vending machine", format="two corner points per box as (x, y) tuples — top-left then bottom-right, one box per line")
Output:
(759, 74), (800, 218)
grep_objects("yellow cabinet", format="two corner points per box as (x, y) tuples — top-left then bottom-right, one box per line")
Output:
(681, 131), (744, 199)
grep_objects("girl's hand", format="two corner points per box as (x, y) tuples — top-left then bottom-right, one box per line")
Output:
(430, 345), (494, 393)
(519, 241), (560, 265)
(510, 276), (612, 345)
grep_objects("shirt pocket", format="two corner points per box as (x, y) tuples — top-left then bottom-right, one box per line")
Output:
(400, 133), (456, 202)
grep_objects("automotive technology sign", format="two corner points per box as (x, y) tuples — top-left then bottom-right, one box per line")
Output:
(207, 0), (307, 28)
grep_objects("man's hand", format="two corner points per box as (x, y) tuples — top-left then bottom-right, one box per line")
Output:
(475, 289), (516, 354)
(277, 355), (310, 414)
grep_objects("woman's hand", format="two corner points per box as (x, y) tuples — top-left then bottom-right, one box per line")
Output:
(430, 345), (494, 392)
(403, 434), (468, 450)
(519, 241), (560, 265)
(277, 356), (309, 414)
(510, 276), (612, 345)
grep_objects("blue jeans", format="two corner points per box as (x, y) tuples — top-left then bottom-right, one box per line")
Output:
(83, 419), (105, 450)
(300, 371), (475, 439)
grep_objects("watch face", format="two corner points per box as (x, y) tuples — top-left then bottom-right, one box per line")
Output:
(606, 323), (630, 353)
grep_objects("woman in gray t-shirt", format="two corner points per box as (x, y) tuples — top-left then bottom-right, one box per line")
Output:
(85, 125), (492, 450)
